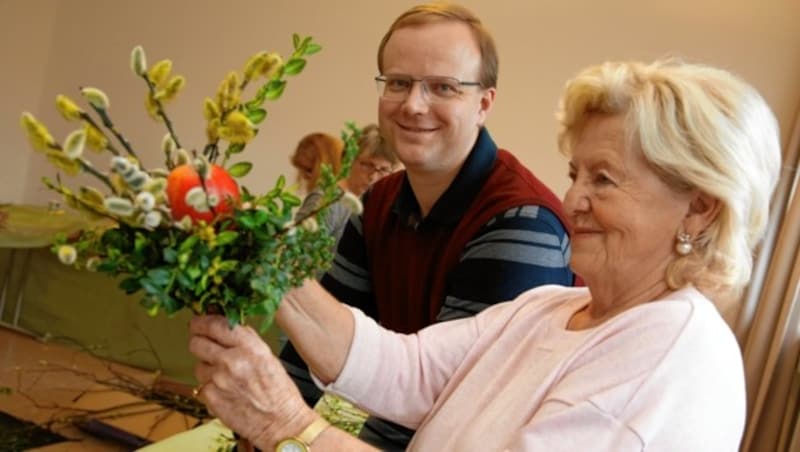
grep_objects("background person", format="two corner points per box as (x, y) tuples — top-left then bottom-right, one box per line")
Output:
(290, 132), (343, 194)
(295, 124), (400, 245)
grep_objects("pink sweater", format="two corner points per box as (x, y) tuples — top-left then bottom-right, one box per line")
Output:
(317, 285), (745, 451)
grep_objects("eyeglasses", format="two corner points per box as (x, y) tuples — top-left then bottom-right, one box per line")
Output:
(358, 160), (393, 177)
(375, 74), (482, 103)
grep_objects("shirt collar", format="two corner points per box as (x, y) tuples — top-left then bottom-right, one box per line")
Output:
(392, 127), (498, 228)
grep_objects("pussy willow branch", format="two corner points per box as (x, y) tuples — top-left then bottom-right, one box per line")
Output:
(42, 179), (125, 224)
(139, 74), (183, 158)
(78, 160), (117, 194)
(48, 142), (118, 193)
(81, 94), (144, 168)
(204, 47), (307, 164)
(78, 112), (121, 156)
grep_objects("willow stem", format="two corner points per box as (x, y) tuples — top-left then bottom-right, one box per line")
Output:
(78, 90), (143, 168)
(78, 112), (120, 156)
(139, 74), (183, 151)
(78, 159), (116, 194)
(43, 180), (119, 224)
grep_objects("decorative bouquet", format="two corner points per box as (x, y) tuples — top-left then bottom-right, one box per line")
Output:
(20, 35), (360, 330)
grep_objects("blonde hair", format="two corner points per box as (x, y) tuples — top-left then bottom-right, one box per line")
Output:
(290, 133), (343, 192)
(356, 124), (399, 167)
(557, 59), (782, 298)
(377, 2), (498, 88)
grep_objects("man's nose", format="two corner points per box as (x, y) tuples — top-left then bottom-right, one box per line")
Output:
(401, 81), (429, 113)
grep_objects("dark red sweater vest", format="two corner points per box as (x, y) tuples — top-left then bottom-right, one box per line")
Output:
(362, 149), (570, 333)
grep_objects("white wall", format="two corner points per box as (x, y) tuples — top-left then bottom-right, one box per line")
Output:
(2, 0), (799, 205)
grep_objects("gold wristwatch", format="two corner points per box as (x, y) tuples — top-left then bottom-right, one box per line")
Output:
(275, 417), (330, 452)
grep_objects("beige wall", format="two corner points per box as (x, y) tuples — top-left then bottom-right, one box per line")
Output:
(3, 0), (799, 205)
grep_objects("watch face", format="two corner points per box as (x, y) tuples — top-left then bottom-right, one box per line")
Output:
(276, 439), (307, 452)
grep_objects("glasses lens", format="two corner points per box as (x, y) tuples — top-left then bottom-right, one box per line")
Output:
(377, 76), (412, 100)
(422, 77), (461, 100)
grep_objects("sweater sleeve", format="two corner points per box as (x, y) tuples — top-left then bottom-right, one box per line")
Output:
(315, 307), (482, 429)
(437, 205), (573, 322)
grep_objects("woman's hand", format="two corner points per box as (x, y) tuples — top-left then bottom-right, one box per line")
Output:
(188, 315), (317, 449)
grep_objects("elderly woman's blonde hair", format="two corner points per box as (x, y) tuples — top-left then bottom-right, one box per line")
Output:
(556, 59), (782, 298)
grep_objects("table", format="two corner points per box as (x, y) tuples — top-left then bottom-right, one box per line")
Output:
(0, 326), (203, 451)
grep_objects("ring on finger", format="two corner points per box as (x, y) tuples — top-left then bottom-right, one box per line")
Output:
(192, 382), (208, 398)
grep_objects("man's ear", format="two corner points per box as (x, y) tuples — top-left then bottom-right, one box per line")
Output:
(685, 191), (722, 236)
(477, 87), (496, 127)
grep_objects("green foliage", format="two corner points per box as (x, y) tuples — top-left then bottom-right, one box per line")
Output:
(227, 161), (252, 178)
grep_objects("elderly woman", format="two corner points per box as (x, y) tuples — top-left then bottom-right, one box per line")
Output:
(189, 59), (781, 451)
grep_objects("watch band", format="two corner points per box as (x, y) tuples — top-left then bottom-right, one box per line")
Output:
(296, 416), (330, 446)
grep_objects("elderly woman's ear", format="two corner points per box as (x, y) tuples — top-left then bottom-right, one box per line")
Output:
(684, 191), (721, 236)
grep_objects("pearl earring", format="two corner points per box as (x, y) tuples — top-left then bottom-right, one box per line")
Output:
(675, 232), (693, 256)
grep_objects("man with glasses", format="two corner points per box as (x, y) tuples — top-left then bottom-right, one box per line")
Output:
(281, 3), (574, 449)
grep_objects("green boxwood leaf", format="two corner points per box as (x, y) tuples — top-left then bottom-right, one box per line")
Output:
(304, 43), (322, 55)
(119, 277), (141, 294)
(216, 230), (240, 247)
(245, 97), (263, 110)
(186, 265), (202, 280)
(228, 161), (253, 178)
(163, 248), (177, 264)
(284, 58), (306, 75)
(147, 268), (171, 286)
(246, 108), (267, 124)
(176, 271), (193, 289)
(141, 279), (160, 295)
(226, 143), (245, 155)
(298, 36), (312, 52)
(178, 235), (199, 253)
(265, 80), (286, 100)
(281, 192), (301, 208)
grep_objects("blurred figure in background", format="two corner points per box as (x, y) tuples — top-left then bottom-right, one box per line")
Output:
(296, 124), (401, 244)
(290, 132), (343, 194)
(343, 123), (401, 197)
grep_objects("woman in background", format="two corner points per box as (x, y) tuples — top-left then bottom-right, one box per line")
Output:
(290, 132), (343, 194)
(295, 124), (400, 244)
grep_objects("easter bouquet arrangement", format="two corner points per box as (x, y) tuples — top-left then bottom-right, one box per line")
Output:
(20, 35), (360, 330)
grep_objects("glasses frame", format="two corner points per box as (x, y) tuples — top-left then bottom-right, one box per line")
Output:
(374, 74), (482, 103)
(357, 159), (394, 177)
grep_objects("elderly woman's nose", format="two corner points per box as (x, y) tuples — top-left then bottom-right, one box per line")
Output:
(563, 181), (589, 215)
